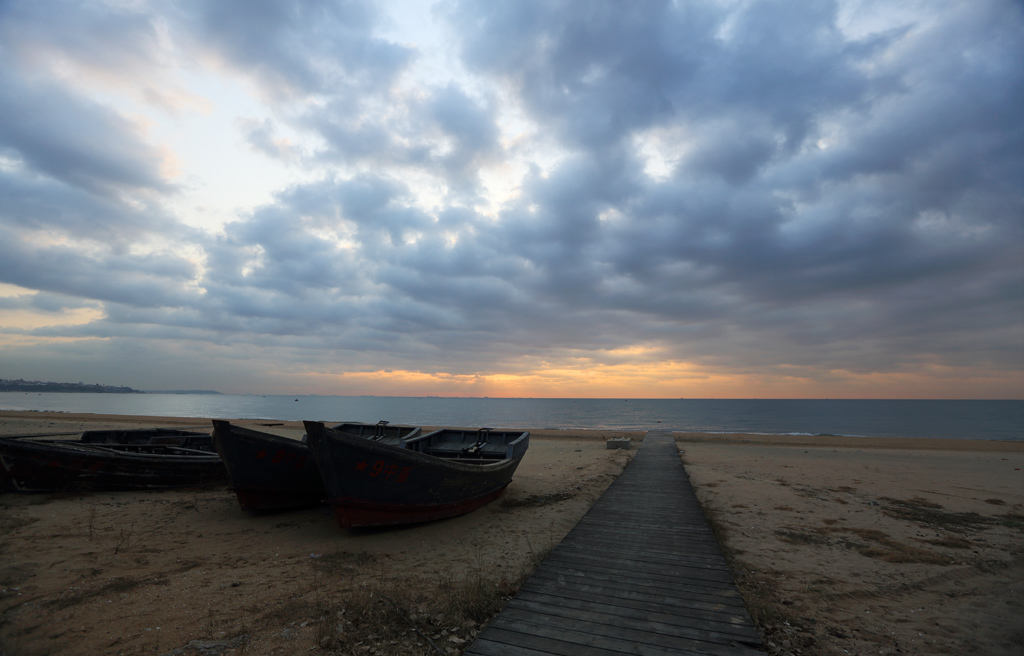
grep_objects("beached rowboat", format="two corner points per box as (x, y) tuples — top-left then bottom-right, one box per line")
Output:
(211, 420), (421, 513)
(0, 428), (224, 493)
(304, 421), (529, 528)
(78, 427), (214, 449)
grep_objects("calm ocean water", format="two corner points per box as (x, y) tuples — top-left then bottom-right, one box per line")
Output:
(0, 393), (1020, 441)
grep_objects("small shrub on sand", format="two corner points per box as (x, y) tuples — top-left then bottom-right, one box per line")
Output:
(308, 559), (530, 655)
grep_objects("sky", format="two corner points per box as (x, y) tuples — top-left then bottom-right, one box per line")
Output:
(0, 0), (1021, 398)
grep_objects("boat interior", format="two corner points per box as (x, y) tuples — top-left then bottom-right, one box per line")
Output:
(331, 421), (420, 443)
(404, 428), (527, 461)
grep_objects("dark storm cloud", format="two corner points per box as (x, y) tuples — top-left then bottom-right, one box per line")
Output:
(448, 0), (895, 154)
(175, 176), (449, 350)
(427, 0), (1023, 372)
(184, 0), (503, 195)
(302, 82), (502, 198)
(0, 62), (171, 198)
(448, 1), (708, 149)
(203, 175), (433, 297)
(178, 0), (411, 98)
(0, 171), (181, 248)
(0, 225), (200, 309)
(0, 2), (173, 198)
(422, 84), (502, 188)
(428, 85), (499, 155)
(1, 0), (1021, 391)
(0, 292), (98, 313)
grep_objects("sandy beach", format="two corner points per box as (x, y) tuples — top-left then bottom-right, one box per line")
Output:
(678, 432), (1024, 656)
(2, 413), (1022, 656)
(0, 412), (639, 656)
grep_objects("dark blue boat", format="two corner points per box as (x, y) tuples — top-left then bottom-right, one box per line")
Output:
(304, 422), (529, 528)
(211, 420), (421, 513)
(80, 427), (213, 450)
(0, 428), (223, 493)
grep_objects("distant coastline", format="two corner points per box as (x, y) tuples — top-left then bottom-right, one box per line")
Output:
(0, 379), (224, 395)
(0, 378), (144, 394)
(0, 379), (225, 395)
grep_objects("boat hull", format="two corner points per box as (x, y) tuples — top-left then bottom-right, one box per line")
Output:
(305, 422), (528, 528)
(211, 420), (422, 513)
(328, 485), (510, 528)
(81, 428), (213, 450)
(211, 421), (323, 512)
(0, 434), (225, 493)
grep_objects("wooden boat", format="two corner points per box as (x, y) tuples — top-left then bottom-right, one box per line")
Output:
(304, 421), (529, 528)
(80, 427), (213, 450)
(0, 428), (224, 493)
(211, 420), (421, 513)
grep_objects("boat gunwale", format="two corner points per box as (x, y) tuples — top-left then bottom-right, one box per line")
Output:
(328, 422), (422, 442)
(306, 422), (526, 473)
(0, 435), (222, 463)
(211, 420), (305, 447)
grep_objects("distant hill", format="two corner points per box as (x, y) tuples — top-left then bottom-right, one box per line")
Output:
(0, 378), (143, 393)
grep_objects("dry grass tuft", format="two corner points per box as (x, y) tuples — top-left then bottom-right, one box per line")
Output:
(997, 512), (1024, 530)
(46, 576), (152, 611)
(498, 491), (575, 510)
(829, 527), (951, 564)
(310, 550), (380, 575)
(880, 497), (992, 531)
(919, 535), (974, 549)
(775, 528), (830, 546)
(304, 549), (540, 655)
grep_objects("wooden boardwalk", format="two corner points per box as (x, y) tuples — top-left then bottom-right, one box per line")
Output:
(464, 430), (764, 656)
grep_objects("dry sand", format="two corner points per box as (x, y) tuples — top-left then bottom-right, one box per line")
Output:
(1, 412), (1021, 656)
(0, 412), (638, 656)
(677, 432), (1024, 656)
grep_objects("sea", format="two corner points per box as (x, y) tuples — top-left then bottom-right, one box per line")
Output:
(0, 393), (1020, 442)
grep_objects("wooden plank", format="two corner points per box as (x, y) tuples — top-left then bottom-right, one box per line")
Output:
(525, 565), (748, 599)
(576, 509), (713, 522)
(576, 511), (716, 528)
(557, 542), (728, 566)
(538, 551), (740, 586)
(482, 616), (761, 656)
(464, 431), (763, 656)
(466, 625), (633, 656)
(465, 637), (564, 656)
(494, 606), (763, 654)
(531, 559), (740, 593)
(552, 537), (733, 567)
(525, 566), (747, 603)
(530, 556), (738, 584)
(579, 504), (710, 519)
(565, 529), (720, 550)
(581, 510), (705, 522)
(567, 516), (720, 535)
(520, 575), (752, 614)
(506, 592), (761, 639)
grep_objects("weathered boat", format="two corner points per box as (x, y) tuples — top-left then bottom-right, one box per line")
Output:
(211, 420), (421, 513)
(0, 428), (225, 493)
(80, 427), (213, 450)
(304, 421), (529, 528)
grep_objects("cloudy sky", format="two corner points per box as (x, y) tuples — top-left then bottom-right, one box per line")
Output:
(0, 0), (1021, 398)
